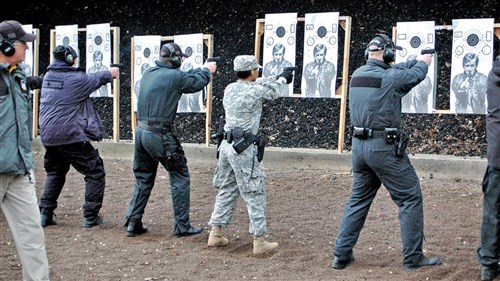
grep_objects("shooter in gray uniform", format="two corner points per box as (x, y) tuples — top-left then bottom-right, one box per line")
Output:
(332, 33), (442, 271)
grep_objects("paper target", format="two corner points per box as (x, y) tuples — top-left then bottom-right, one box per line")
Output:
(396, 21), (436, 113)
(450, 18), (494, 114)
(262, 13), (298, 97)
(21, 24), (34, 76)
(301, 12), (339, 98)
(55, 24), (79, 66)
(132, 35), (160, 112)
(87, 23), (112, 98)
(174, 33), (205, 113)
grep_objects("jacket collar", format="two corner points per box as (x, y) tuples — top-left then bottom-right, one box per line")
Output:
(47, 60), (85, 72)
(154, 60), (177, 69)
(366, 58), (391, 69)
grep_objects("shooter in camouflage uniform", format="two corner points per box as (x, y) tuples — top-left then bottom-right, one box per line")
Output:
(207, 55), (294, 255)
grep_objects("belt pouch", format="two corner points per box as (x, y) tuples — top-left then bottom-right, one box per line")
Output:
(383, 128), (398, 143)
(352, 127), (367, 139)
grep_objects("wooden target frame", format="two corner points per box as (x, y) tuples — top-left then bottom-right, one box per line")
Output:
(392, 22), (500, 114)
(30, 28), (41, 138)
(130, 34), (214, 146)
(45, 26), (121, 142)
(255, 16), (352, 153)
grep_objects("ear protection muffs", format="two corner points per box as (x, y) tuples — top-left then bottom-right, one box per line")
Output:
(53, 45), (77, 65)
(376, 33), (396, 63)
(367, 34), (396, 64)
(165, 43), (182, 68)
(63, 46), (76, 65)
(0, 34), (15, 57)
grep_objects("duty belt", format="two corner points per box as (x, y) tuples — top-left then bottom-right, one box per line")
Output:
(352, 127), (399, 139)
(138, 121), (171, 134)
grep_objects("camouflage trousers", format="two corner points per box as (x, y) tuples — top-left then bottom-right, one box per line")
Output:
(209, 141), (268, 236)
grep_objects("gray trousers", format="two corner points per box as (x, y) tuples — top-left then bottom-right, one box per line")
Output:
(334, 137), (425, 267)
(0, 170), (50, 280)
(125, 127), (193, 234)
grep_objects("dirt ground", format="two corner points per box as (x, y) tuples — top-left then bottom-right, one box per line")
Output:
(0, 152), (486, 281)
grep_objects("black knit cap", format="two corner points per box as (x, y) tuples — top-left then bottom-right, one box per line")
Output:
(52, 44), (78, 61)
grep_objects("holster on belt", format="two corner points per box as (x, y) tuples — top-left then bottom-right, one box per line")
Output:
(395, 132), (409, 157)
(211, 115), (225, 159)
(256, 136), (267, 162)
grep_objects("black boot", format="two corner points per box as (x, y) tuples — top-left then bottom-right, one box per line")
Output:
(404, 256), (443, 271)
(481, 263), (500, 281)
(126, 220), (148, 237)
(40, 208), (56, 228)
(174, 226), (204, 238)
(83, 213), (107, 228)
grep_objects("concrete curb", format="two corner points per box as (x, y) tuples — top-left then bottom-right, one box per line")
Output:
(32, 138), (487, 181)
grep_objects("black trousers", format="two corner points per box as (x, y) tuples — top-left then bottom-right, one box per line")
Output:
(39, 142), (106, 218)
(477, 166), (500, 266)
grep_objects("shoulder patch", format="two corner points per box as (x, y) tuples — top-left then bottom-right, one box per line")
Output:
(350, 76), (382, 88)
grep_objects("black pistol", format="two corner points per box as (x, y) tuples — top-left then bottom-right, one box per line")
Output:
(206, 57), (222, 76)
(206, 56), (221, 64)
(110, 63), (125, 68)
(420, 48), (435, 55)
(283, 66), (297, 73)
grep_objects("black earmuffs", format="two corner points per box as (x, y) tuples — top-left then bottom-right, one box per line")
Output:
(0, 34), (15, 57)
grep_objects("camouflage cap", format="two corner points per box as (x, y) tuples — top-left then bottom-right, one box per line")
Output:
(233, 55), (262, 71)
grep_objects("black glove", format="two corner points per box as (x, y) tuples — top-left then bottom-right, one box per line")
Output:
(279, 70), (294, 84)
(27, 74), (44, 90)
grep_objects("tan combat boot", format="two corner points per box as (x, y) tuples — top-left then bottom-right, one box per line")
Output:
(253, 235), (278, 255)
(207, 225), (229, 247)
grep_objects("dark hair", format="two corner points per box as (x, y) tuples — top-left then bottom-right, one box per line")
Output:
(93, 50), (103, 61)
(235, 70), (252, 79)
(273, 43), (285, 55)
(462, 52), (479, 67)
(314, 43), (327, 56)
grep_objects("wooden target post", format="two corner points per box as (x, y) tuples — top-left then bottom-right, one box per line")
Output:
(130, 34), (214, 145)
(47, 26), (121, 142)
(392, 22), (500, 115)
(254, 16), (352, 153)
(31, 28), (40, 138)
